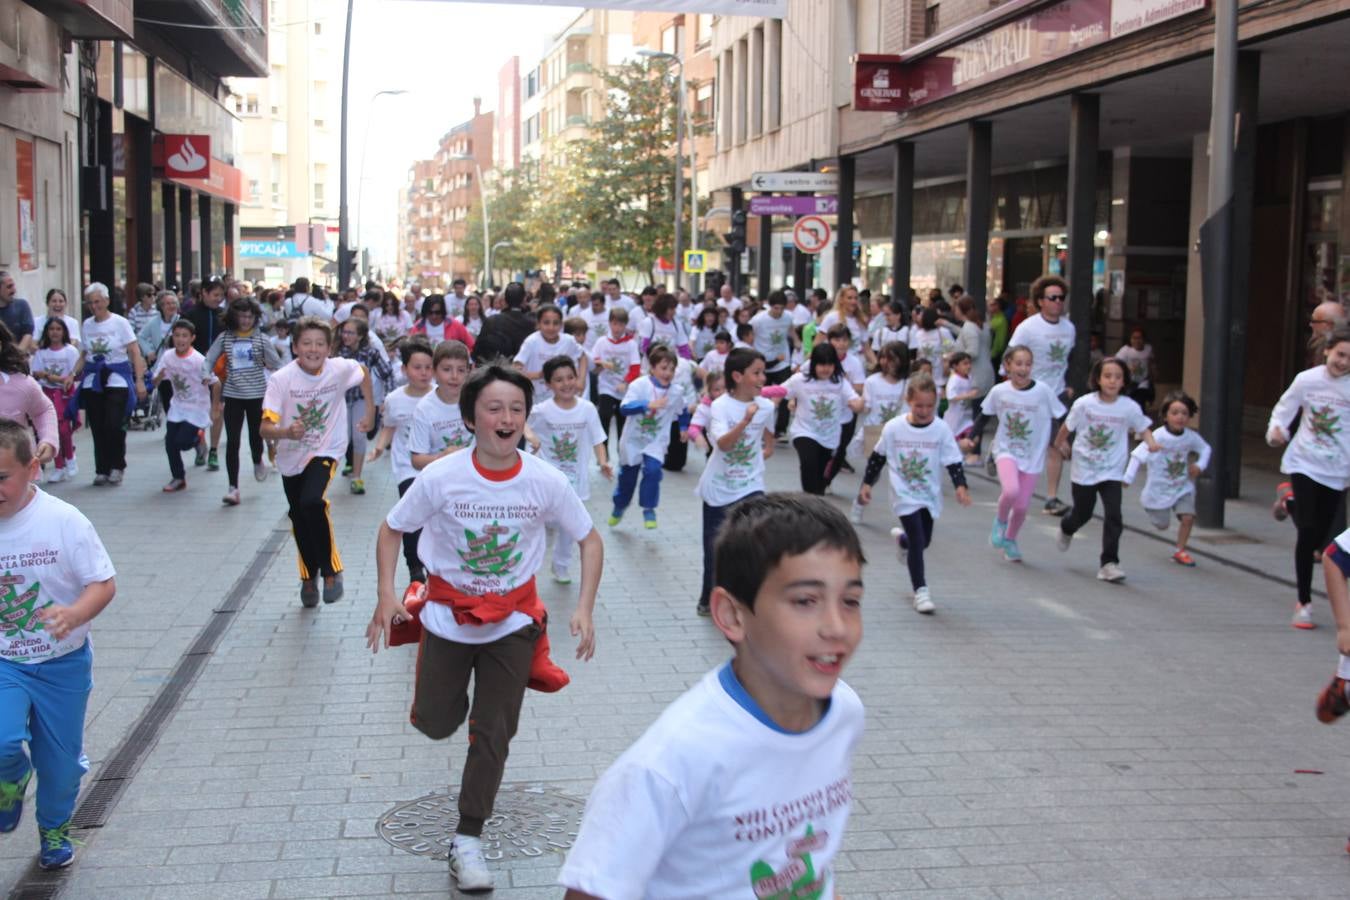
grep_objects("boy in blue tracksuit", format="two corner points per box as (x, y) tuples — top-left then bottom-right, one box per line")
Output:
(0, 417), (117, 868)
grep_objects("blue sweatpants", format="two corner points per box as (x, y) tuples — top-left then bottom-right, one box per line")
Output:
(613, 455), (664, 513)
(0, 641), (92, 829)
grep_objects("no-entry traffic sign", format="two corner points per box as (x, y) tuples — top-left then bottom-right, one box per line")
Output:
(793, 216), (832, 255)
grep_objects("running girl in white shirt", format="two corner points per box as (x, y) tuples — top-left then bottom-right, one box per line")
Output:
(1268, 327), (1350, 629)
(695, 348), (774, 616)
(260, 317), (372, 607)
(409, 341), (474, 470)
(367, 364), (602, 894)
(514, 305), (585, 404)
(974, 345), (1066, 563)
(589, 309), (640, 446)
(367, 339), (435, 583)
(857, 374), (970, 614)
(850, 340), (909, 523)
(151, 320), (216, 492)
(1123, 390), (1211, 567)
(1054, 357), (1160, 583)
(785, 343), (864, 495)
(527, 355), (611, 583)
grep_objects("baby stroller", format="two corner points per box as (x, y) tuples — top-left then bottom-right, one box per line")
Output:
(128, 370), (163, 431)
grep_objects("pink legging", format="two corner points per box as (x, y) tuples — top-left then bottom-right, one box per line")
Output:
(41, 386), (76, 467)
(996, 456), (1039, 540)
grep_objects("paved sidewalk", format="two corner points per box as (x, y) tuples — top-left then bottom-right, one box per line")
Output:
(6, 429), (1350, 898)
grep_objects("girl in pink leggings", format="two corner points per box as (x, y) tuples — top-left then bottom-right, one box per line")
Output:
(974, 346), (1066, 561)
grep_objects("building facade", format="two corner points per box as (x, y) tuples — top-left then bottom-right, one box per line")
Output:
(399, 101), (494, 290)
(229, 0), (342, 286)
(710, 0), (1350, 447)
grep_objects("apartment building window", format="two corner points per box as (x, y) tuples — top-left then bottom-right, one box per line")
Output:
(695, 82), (713, 124)
(244, 94), (260, 115)
(718, 51), (732, 152)
(749, 26), (764, 138)
(314, 164), (328, 208)
(925, 4), (940, 37)
(695, 13), (713, 48)
(734, 38), (748, 145)
(766, 18), (782, 131)
(313, 21), (322, 34)
(270, 155), (282, 205)
(661, 23), (684, 56)
(314, 182), (325, 207)
(248, 179), (261, 203)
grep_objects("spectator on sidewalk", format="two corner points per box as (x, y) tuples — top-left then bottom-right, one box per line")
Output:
(0, 272), (35, 354)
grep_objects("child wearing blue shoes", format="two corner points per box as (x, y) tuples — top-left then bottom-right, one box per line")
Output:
(610, 345), (683, 529)
(0, 418), (117, 869)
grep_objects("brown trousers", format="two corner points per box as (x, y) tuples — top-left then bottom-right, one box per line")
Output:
(411, 623), (540, 835)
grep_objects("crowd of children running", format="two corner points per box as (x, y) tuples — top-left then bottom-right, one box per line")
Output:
(2, 263), (1349, 892)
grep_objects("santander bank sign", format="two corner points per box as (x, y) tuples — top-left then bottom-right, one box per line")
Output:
(162, 135), (211, 179)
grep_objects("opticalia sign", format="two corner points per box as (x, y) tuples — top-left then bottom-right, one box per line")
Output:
(854, 0), (1205, 113)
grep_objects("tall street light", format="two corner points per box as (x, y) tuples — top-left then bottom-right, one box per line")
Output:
(637, 49), (696, 293)
(356, 89), (409, 273)
(338, 0), (355, 290)
(490, 240), (513, 289)
(447, 153), (491, 290)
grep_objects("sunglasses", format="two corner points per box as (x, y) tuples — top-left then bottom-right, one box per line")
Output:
(1042, 293), (1066, 301)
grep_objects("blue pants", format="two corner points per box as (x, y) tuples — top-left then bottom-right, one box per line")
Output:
(613, 455), (664, 513)
(0, 641), (92, 829)
(164, 419), (199, 480)
(700, 493), (763, 608)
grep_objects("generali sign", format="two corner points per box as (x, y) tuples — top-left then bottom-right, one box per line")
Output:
(856, 0), (1205, 113)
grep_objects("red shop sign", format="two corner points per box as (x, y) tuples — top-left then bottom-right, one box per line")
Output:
(160, 134), (212, 179)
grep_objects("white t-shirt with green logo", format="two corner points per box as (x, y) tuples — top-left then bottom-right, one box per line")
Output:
(1129, 425), (1211, 510)
(1268, 365), (1350, 491)
(1008, 313), (1076, 396)
(862, 374), (907, 428)
(528, 397), (606, 500)
(409, 391), (473, 457)
(697, 394), (774, 507)
(750, 310), (793, 372)
(262, 357), (365, 477)
(981, 380), (1067, 474)
(785, 373), (858, 450)
(0, 488), (115, 664)
(386, 450), (593, 645)
(878, 415), (964, 518)
(617, 376), (684, 467)
(1063, 392), (1152, 485)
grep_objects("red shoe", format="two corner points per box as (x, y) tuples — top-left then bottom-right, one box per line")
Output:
(1316, 676), (1350, 724)
(1171, 549), (1196, 567)
(1292, 603), (1316, 630)
(1273, 481), (1293, 522)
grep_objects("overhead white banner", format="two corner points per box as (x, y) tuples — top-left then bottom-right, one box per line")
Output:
(443, 0), (787, 17)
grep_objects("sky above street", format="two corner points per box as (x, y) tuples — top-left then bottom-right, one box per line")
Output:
(345, 2), (585, 268)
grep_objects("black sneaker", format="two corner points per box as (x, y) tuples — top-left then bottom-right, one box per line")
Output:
(696, 602), (711, 618)
(1043, 497), (1070, 517)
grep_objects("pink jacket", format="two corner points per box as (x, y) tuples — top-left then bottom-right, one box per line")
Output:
(0, 372), (58, 452)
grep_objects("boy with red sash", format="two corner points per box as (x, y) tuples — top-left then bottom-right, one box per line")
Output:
(367, 363), (602, 893)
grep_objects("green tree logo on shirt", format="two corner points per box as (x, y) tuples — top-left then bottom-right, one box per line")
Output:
(296, 398), (329, 436)
(442, 428), (471, 450)
(1085, 424), (1115, 452)
(748, 823), (826, 900)
(878, 402), (901, 423)
(87, 337), (112, 356)
(1003, 411), (1032, 443)
(809, 396), (837, 424)
(771, 329), (786, 346)
(1310, 405), (1342, 445)
(1165, 454), (1188, 481)
(0, 575), (46, 638)
(897, 450), (931, 490)
(637, 412), (663, 440)
(1047, 340), (1069, 364)
(458, 523), (523, 577)
(170, 372), (193, 396)
(549, 431), (579, 464)
(724, 437), (758, 468)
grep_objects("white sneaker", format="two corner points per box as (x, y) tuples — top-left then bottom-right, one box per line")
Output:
(1292, 603), (1316, 630)
(66, 458), (78, 478)
(1097, 562), (1126, 583)
(46, 468), (66, 484)
(108, 468), (124, 486)
(449, 836), (494, 891)
(849, 501), (864, 524)
(913, 587), (935, 614)
(1057, 528), (1072, 552)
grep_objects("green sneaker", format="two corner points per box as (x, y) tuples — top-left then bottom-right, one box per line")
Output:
(643, 509), (657, 530)
(0, 769), (32, 832)
(39, 821), (77, 869)
(607, 510), (623, 527)
(206, 448), (220, 471)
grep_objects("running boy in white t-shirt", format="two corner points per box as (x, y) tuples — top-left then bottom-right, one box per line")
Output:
(610, 345), (683, 529)
(560, 493), (865, 899)
(367, 364), (602, 894)
(527, 355), (611, 583)
(152, 319), (217, 492)
(260, 316), (372, 607)
(0, 419), (117, 870)
(409, 340), (473, 470)
(368, 339), (435, 583)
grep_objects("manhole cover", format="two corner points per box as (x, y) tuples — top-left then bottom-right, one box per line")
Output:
(377, 784), (585, 861)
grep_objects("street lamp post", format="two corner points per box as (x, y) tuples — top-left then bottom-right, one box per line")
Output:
(337, 0), (355, 290)
(447, 153), (490, 290)
(356, 89), (409, 272)
(638, 49), (694, 293)
(490, 240), (513, 289)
